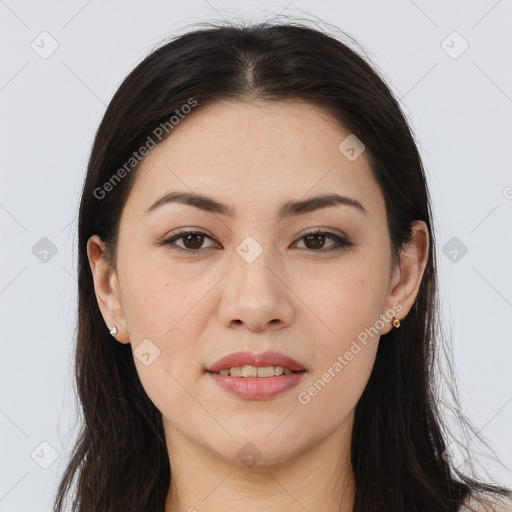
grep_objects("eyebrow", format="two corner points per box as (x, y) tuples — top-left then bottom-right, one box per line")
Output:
(144, 191), (367, 218)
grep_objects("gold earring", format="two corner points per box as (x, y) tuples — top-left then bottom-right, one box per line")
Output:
(109, 325), (118, 339)
(392, 317), (401, 328)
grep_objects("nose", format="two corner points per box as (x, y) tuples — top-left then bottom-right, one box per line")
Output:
(217, 247), (295, 332)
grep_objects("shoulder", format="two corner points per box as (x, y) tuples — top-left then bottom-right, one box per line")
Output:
(459, 493), (512, 512)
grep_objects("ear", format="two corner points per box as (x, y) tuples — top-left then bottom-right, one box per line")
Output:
(380, 220), (429, 335)
(87, 235), (130, 344)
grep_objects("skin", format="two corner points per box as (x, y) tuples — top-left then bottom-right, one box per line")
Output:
(87, 99), (429, 512)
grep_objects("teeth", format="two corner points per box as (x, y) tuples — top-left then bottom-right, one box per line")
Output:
(258, 366), (276, 377)
(242, 365), (258, 378)
(229, 367), (242, 377)
(217, 365), (298, 377)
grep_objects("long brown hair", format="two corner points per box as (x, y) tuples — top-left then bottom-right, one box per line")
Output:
(53, 18), (511, 512)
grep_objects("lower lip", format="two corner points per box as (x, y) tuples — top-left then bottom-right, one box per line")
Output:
(207, 371), (307, 400)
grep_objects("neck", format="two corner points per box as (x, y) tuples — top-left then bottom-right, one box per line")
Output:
(164, 415), (356, 512)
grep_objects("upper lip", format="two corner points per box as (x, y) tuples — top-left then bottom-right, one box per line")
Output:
(206, 350), (307, 373)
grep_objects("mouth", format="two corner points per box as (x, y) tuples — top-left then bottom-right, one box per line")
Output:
(205, 351), (307, 399)
(206, 350), (307, 375)
(207, 365), (306, 378)
(207, 366), (307, 400)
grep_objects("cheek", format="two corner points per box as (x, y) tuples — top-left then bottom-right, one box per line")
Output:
(120, 273), (209, 410)
(293, 257), (388, 339)
(291, 259), (385, 416)
(295, 312), (380, 431)
(128, 287), (207, 418)
(123, 261), (211, 344)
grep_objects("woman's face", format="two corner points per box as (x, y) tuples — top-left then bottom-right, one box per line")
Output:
(88, 99), (427, 467)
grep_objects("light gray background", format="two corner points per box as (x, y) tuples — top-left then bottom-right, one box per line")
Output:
(1, 1), (511, 510)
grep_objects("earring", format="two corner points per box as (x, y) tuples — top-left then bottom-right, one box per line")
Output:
(109, 325), (118, 339)
(392, 317), (401, 328)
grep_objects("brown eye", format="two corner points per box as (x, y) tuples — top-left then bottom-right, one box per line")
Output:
(294, 230), (352, 252)
(157, 230), (218, 254)
(303, 233), (327, 250)
(180, 233), (206, 250)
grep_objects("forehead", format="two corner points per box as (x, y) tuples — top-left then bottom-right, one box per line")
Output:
(124, 99), (383, 219)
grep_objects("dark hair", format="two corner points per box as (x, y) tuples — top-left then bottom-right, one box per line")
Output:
(53, 18), (511, 512)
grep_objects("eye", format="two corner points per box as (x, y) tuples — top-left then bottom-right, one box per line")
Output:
(156, 228), (353, 255)
(156, 230), (218, 254)
(292, 229), (353, 252)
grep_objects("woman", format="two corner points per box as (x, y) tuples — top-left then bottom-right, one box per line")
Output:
(53, 19), (512, 512)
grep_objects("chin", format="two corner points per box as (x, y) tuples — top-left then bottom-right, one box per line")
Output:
(207, 425), (309, 467)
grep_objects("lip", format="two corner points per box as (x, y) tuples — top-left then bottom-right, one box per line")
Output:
(206, 350), (306, 373)
(205, 350), (307, 401)
(208, 371), (306, 400)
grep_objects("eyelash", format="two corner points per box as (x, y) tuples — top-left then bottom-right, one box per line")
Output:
(156, 229), (353, 255)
